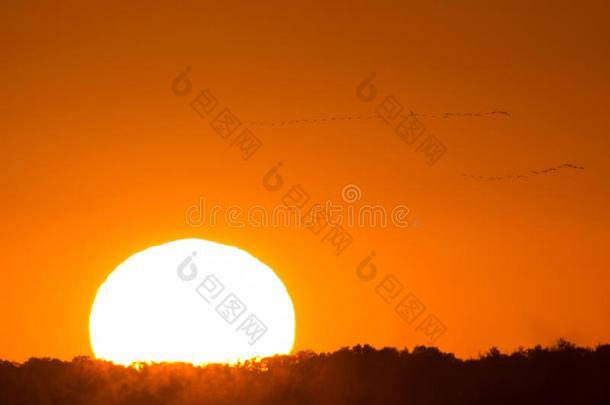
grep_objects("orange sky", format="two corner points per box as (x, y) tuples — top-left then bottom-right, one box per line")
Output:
(2, 0), (610, 362)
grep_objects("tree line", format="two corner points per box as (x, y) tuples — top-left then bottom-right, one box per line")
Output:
(1, 340), (609, 404)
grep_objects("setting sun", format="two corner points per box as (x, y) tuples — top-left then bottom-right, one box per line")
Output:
(89, 239), (295, 365)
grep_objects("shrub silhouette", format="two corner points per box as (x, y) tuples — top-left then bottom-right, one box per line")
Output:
(1, 341), (609, 404)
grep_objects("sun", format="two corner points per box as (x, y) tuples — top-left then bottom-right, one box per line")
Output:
(89, 239), (295, 365)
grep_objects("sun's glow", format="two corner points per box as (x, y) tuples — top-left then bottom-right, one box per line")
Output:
(89, 239), (295, 365)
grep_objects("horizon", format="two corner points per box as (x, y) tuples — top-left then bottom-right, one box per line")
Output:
(3, 342), (610, 404)
(3, 339), (607, 366)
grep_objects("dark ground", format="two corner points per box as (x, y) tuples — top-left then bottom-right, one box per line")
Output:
(1, 340), (609, 405)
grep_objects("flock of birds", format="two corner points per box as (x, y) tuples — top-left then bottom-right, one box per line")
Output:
(461, 163), (585, 181)
(248, 110), (511, 127)
(249, 110), (585, 181)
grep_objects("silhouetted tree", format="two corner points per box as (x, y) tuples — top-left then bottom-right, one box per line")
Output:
(1, 341), (609, 404)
